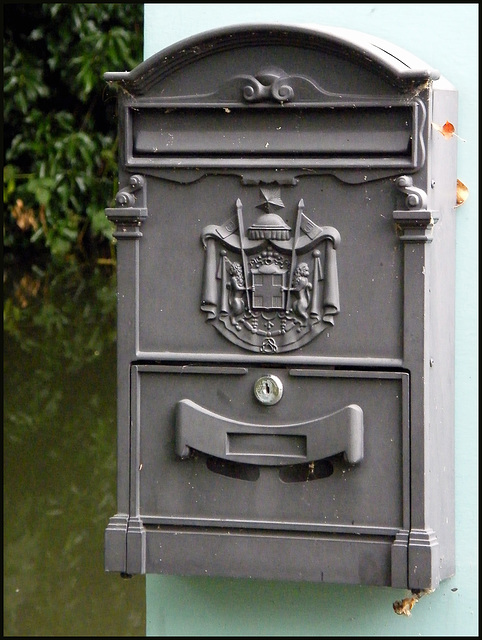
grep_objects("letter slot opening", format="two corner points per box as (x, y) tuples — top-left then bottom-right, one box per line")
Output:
(227, 433), (307, 458)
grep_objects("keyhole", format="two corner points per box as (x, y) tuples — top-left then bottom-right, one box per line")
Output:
(254, 375), (283, 405)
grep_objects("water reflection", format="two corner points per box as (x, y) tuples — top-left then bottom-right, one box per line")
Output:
(3, 268), (145, 636)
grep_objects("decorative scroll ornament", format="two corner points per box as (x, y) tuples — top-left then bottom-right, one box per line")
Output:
(242, 68), (295, 104)
(201, 187), (341, 353)
(392, 175), (436, 243)
(105, 174), (148, 238)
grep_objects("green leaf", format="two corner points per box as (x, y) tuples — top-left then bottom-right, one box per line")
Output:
(50, 236), (73, 256)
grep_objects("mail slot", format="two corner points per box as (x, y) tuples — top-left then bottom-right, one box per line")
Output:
(104, 24), (457, 590)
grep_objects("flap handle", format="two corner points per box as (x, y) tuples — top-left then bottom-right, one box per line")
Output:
(175, 399), (363, 466)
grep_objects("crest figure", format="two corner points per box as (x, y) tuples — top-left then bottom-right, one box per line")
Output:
(201, 187), (341, 353)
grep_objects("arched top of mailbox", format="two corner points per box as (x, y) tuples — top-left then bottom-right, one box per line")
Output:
(104, 23), (440, 96)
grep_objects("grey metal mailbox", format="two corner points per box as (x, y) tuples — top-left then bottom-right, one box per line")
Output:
(104, 24), (457, 590)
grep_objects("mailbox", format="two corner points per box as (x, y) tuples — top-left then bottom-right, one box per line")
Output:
(104, 24), (457, 590)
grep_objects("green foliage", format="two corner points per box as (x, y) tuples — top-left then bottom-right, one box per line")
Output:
(3, 3), (143, 267)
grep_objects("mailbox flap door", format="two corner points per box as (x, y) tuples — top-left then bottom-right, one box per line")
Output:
(133, 365), (410, 535)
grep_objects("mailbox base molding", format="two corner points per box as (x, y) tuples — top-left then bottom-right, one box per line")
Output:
(105, 522), (448, 589)
(407, 528), (442, 590)
(104, 514), (130, 574)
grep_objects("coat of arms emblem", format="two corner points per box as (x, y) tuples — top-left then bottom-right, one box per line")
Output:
(201, 187), (340, 353)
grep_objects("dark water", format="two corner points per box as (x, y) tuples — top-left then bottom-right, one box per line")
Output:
(3, 269), (145, 636)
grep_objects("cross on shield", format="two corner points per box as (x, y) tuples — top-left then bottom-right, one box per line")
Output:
(251, 270), (288, 309)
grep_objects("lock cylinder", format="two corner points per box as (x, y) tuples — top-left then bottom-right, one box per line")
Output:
(253, 374), (284, 405)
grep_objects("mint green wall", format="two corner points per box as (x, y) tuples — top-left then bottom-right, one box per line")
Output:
(144, 4), (478, 635)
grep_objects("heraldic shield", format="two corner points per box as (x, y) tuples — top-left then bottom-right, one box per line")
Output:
(201, 187), (341, 353)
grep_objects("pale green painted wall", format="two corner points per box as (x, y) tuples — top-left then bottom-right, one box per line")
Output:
(144, 4), (478, 635)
